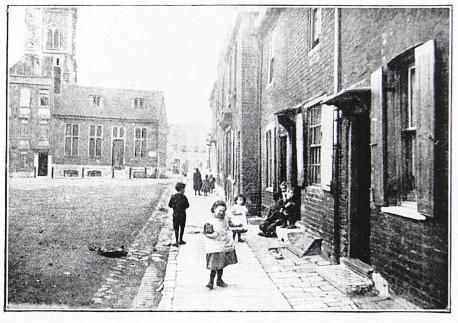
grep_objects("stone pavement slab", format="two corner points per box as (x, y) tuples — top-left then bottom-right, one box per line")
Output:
(158, 188), (291, 311)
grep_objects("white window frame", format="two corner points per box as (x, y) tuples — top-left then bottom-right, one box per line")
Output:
(134, 127), (148, 157)
(133, 98), (145, 109)
(307, 105), (322, 185)
(88, 125), (103, 158)
(46, 27), (63, 50)
(267, 26), (276, 86)
(90, 95), (102, 108)
(64, 123), (79, 156)
(310, 8), (322, 49)
(39, 89), (50, 106)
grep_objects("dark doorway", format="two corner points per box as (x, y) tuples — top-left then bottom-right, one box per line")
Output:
(348, 112), (371, 263)
(279, 135), (287, 185)
(112, 140), (125, 169)
(38, 152), (48, 176)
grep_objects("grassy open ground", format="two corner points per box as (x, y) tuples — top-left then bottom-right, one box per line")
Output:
(7, 178), (170, 308)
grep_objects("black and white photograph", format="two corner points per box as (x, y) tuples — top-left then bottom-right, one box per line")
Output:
(1, 0), (453, 318)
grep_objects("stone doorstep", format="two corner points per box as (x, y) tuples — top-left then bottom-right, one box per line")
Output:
(275, 227), (323, 258)
(341, 257), (374, 278)
(247, 216), (263, 225)
(316, 264), (376, 297)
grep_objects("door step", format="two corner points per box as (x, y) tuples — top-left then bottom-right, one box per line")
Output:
(247, 216), (264, 226)
(316, 264), (376, 296)
(275, 227), (322, 258)
(341, 257), (374, 278)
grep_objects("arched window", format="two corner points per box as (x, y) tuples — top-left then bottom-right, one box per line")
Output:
(46, 27), (63, 50)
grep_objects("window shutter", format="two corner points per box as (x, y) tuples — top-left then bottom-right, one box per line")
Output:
(296, 112), (304, 186)
(414, 40), (435, 217)
(370, 67), (386, 206)
(321, 104), (333, 190)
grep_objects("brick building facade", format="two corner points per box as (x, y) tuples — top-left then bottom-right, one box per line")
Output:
(209, 12), (260, 213)
(211, 7), (449, 309)
(8, 7), (168, 178)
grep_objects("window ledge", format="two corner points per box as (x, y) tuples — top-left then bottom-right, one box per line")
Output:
(265, 187), (274, 193)
(380, 206), (426, 221)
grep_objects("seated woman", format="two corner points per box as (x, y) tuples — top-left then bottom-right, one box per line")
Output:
(258, 192), (286, 237)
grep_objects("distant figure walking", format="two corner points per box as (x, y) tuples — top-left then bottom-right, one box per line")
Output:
(203, 200), (238, 289)
(202, 175), (210, 196)
(209, 175), (216, 195)
(168, 182), (190, 247)
(193, 168), (202, 196)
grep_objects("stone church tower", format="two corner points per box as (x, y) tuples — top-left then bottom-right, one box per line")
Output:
(23, 7), (78, 91)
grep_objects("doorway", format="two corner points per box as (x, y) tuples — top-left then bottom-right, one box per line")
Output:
(38, 152), (48, 176)
(347, 112), (371, 263)
(279, 135), (287, 185)
(112, 140), (125, 169)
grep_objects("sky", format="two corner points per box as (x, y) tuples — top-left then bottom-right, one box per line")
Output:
(7, 6), (240, 128)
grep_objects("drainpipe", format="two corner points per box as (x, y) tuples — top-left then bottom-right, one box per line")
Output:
(333, 7), (342, 264)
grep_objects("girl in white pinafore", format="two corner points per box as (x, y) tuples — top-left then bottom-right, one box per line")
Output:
(203, 200), (238, 289)
(228, 194), (248, 242)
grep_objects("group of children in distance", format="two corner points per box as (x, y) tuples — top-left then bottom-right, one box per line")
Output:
(168, 181), (248, 289)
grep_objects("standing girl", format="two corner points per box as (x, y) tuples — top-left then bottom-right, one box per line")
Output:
(203, 200), (238, 289)
(228, 194), (248, 242)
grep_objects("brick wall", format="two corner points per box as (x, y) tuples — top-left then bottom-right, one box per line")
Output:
(339, 8), (449, 308)
(259, 9), (338, 261)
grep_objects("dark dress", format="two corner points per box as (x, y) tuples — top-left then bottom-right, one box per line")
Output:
(259, 200), (286, 236)
(193, 171), (202, 191)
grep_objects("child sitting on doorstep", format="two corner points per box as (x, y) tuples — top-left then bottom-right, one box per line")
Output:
(228, 194), (248, 242)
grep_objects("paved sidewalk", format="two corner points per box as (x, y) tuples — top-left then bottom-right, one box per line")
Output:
(158, 190), (291, 310)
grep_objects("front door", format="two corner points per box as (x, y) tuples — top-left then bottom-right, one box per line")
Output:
(38, 152), (48, 176)
(347, 112), (371, 263)
(112, 140), (125, 169)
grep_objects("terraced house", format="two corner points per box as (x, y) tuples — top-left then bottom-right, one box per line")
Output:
(210, 7), (449, 309)
(8, 6), (168, 178)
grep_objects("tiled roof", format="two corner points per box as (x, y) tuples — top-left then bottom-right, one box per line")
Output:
(54, 84), (164, 122)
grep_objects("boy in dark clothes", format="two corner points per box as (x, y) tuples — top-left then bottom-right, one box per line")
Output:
(168, 182), (190, 247)
(258, 191), (286, 237)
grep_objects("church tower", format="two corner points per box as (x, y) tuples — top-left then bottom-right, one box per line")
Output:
(24, 7), (78, 92)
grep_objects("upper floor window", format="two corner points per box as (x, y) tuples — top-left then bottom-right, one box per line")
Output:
(65, 123), (79, 156)
(135, 127), (147, 157)
(90, 95), (101, 107)
(310, 8), (322, 48)
(39, 89), (50, 106)
(19, 88), (31, 107)
(133, 98), (145, 109)
(267, 26), (277, 85)
(46, 28), (63, 50)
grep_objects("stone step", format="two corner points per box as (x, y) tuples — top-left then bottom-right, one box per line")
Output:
(275, 227), (322, 258)
(341, 257), (374, 278)
(316, 264), (376, 296)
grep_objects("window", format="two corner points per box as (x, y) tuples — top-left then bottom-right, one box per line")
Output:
(265, 129), (273, 187)
(19, 88), (31, 107)
(113, 126), (125, 139)
(64, 124), (79, 156)
(133, 98), (145, 109)
(53, 66), (61, 94)
(89, 125), (103, 158)
(307, 106), (321, 185)
(90, 95), (101, 107)
(46, 28), (63, 50)
(135, 127), (147, 157)
(39, 89), (50, 106)
(372, 40), (436, 217)
(267, 27), (276, 85)
(20, 152), (28, 169)
(310, 8), (321, 48)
